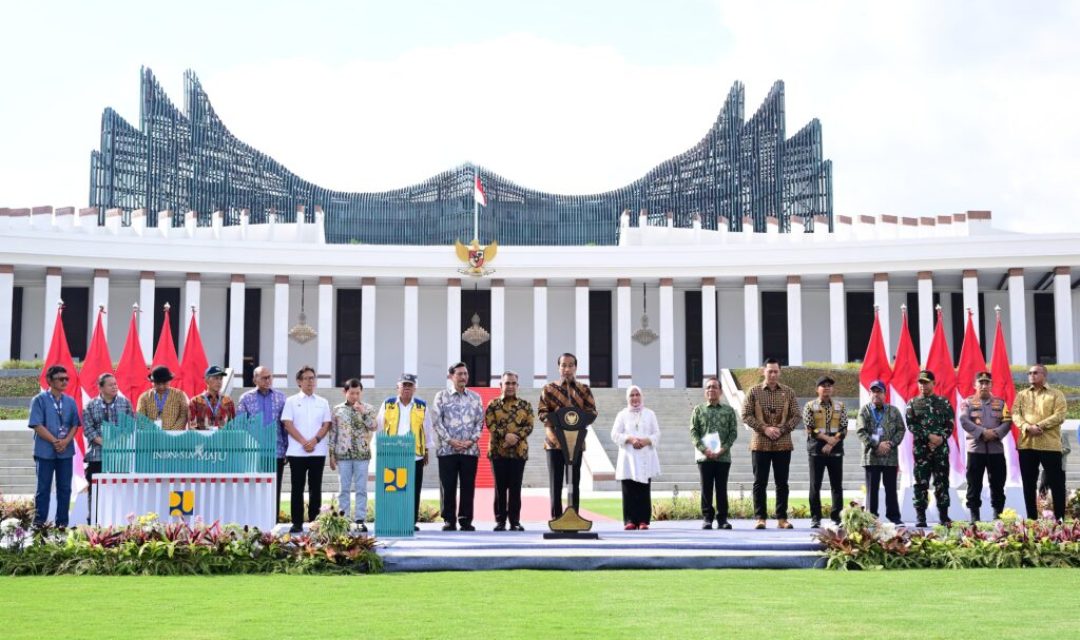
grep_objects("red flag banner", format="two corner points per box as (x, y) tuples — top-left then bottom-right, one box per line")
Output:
(990, 309), (1021, 486)
(178, 308), (209, 398)
(891, 307), (920, 487)
(923, 308), (962, 483)
(858, 307), (892, 405)
(152, 304), (181, 386)
(115, 306), (150, 403)
(80, 307), (114, 402)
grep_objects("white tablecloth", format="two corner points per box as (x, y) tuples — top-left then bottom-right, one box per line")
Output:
(91, 473), (276, 530)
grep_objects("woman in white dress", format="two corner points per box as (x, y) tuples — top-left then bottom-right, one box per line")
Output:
(611, 385), (661, 530)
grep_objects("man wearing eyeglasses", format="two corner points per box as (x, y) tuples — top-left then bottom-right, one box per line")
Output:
(1013, 364), (1068, 521)
(237, 366), (288, 520)
(28, 365), (81, 528)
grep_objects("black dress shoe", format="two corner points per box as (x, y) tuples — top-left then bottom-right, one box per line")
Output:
(441, 523), (457, 531)
(414, 525), (420, 531)
(717, 521), (732, 530)
(810, 519), (821, 529)
(357, 522), (368, 533)
(701, 521), (713, 530)
(288, 526), (304, 534)
(494, 522), (507, 531)
(510, 524), (525, 532)
(459, 523), (476, 532)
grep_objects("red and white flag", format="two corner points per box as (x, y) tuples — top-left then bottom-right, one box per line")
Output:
(39, 304), (85, 489)
(858, 307), (892, 406)
(923, 308), (963, 485)
(955, 309), (988, 485)
(80, 307), (114, 403)
(115, 306), (150, 403)
(891, 307), (920, 487)
(473, 173), (488, 207)
(990, 308), (1022, 487)
(177, 308), (209, 398)
(152, 304), (181, 388)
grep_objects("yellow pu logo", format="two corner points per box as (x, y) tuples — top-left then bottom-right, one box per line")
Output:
(383, 467), (408, 492)
(169, 490), (194, 516)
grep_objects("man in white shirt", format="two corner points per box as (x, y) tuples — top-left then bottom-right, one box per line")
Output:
(376, 373), (433, 531)
(281, 365), (332, 534)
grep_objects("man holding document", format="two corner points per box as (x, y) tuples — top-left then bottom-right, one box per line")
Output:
(690, 378), (738, 530)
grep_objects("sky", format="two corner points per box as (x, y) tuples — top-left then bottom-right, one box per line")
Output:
(1, 0), (1078, 232)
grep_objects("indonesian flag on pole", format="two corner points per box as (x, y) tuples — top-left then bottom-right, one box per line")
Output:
(474, 173), (488, 207)
(80, 307), (114, 403)
(923, 307), (963, 485)
(955, 309), (988, 485)
(115, 305), (150, 402)
(858, 307), (892, 407)
(39, 303), (86, 489)
(177, 308), (209, 398)
(891, 307), (920, 487)
(990, 307), (1022, 487)
(152, 303), (181, 387)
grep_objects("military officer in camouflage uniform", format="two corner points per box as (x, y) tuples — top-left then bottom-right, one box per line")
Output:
(906, 369), (954, 527)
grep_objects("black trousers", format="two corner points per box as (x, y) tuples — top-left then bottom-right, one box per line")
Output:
(751, 450), (791, 519)
(809, 455), (843, 523)
(438, 454), (478, 526)
(85, 460), (102, 525)
(547, 449), (582, 518)
(865, 465), (901, 523)
(287, 455), (325, 528)
(275, 457), (287, 522)
(966, 452), (1006, 513)
(491, 457), (526, 525)
(621, 479), (652, 525)
(1020, 449), (1065, 520)
(413, 459), (425, 523)
(698, 460), (731, 523)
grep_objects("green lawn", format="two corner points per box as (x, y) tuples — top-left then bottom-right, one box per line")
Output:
(1, 570), (1072, 639)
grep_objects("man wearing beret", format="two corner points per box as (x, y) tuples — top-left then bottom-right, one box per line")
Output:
(959, 371), (1011, 522)
(803, 375), (847, 528)
(906, 369), (954, 527)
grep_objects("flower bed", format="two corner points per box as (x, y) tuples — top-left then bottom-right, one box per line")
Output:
(818, 502), (1080, 570)
(0, 508), (381, 576)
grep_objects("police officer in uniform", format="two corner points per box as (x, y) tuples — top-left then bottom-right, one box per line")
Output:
(959, 371), (1011, 522)
(906, 370), (954, 527)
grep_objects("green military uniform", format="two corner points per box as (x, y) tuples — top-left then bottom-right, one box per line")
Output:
(906, 392), (954, 514)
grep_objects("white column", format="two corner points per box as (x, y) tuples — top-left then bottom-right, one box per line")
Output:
(1053, 267), (1075, 364)
(533, 279), (548, 388)
(0, 266), (13, 362)
(43, 267), (62, 357)
(273, 276), (289, 388)
(183, 273), (201, 349)
(228, 275), (246, 376)
(1007, 268), (1028, 364)
(786, 276), (803, 366)
(659, 278), (675, 388)
(446, 278), (461, 369)
(489, 280), (505, 386)
(616, 279), (632, 388)
(743, 277), (760, 367)
(360, 278), (377, 385)
(317, 276), (333, 388)
(829, 275), (846, 364)
(962, 269), (979, 339)
(574, 279), (590, 383)
(139, 269), (156, 362)
(873, 273), (891, 353)
(92, 269), (110, 336)
(701, 278), (717, 379)
(917, 271), (934, 362)
(403, 278), (419, 376)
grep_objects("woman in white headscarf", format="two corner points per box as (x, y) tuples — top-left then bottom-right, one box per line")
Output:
(611, 385), (661, 530)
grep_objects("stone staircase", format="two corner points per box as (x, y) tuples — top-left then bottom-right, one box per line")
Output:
(3, 387), (1079, 499)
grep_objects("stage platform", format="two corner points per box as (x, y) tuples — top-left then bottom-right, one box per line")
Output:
(374, 520), (827, 572)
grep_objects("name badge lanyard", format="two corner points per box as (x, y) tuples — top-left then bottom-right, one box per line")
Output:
(52, 395), (69, 438)
(154, 390), (169, 418)
(205, 393), (222, 424)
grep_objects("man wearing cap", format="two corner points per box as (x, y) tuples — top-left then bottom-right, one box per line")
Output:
(740, 358), (800, 530)
(431, 362), (485, 532)
(1013, 363), (1068, 521)
(959, 371), (1011, 522)
(376, 373), (433, 530)
(906, 370), (954, 527)
(856, 380), (906, 525)
(136, 366), (189, 431)
(188, 365), (236, 430)
(803, 375), (847, 528)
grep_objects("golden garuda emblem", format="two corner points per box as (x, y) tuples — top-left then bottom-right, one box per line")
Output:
(454, 239), (497, 277)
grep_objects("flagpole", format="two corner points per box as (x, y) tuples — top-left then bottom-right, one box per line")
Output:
(473, 166), (479, 242)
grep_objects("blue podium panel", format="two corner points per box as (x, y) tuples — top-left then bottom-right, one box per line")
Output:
(375, 433), (416, 538)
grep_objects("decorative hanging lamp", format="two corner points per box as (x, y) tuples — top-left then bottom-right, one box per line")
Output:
(288, 280), (318, 344)
(632, 283), (659, 346)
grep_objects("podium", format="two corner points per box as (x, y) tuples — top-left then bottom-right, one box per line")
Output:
(545, 406), (599, 540)
(374, 433), (416, 537)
